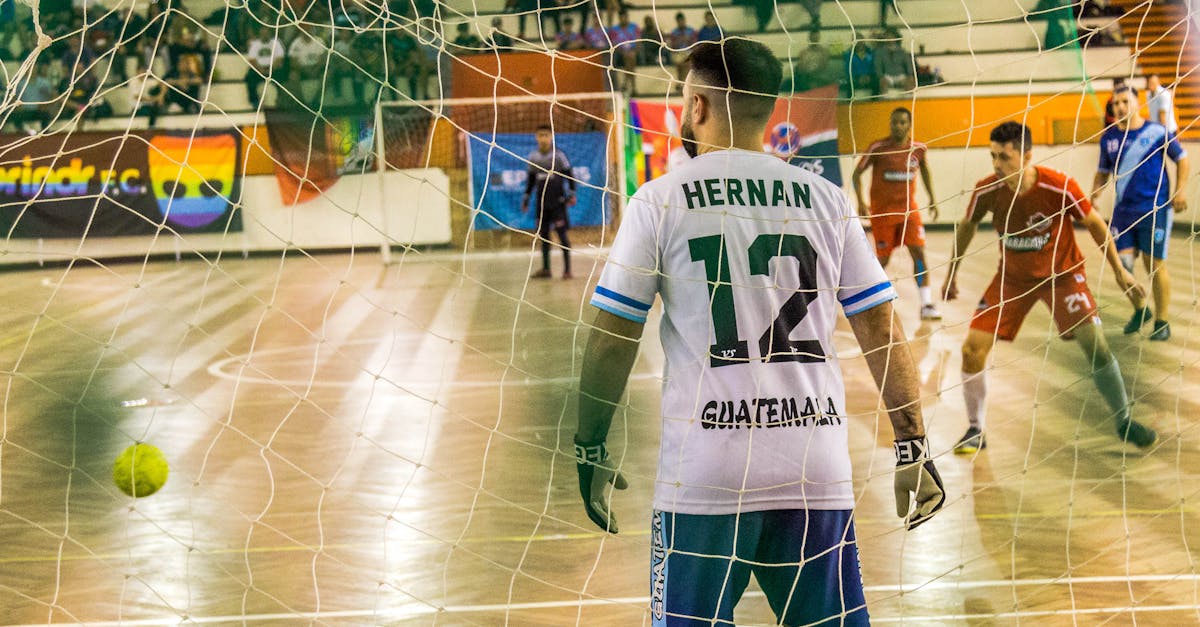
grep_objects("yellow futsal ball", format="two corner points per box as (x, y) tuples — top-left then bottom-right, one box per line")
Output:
(112, 443), (169, 498)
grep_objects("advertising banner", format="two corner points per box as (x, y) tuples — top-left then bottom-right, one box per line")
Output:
(764, 85), (843, 187)
(265, 110), (376, 206)
(467, 131), (608, 231)
(0, 131), (242, 238)
(626, 84), (843, 190)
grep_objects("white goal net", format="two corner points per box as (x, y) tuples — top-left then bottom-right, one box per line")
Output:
(0, 0), (1197, 624)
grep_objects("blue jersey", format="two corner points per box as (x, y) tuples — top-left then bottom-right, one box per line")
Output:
(1098, 121), (1186, 215)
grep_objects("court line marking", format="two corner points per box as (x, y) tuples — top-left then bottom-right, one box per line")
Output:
(6, 500), (1197, 565)
(11, 583), (1200, 626)
(205, 341), (661, 389)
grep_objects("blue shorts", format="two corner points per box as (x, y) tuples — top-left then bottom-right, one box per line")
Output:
(650, 509), (868, 626)
(1111, 208), (1172, 259)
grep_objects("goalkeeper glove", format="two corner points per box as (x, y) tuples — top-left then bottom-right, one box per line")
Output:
(574, 436), (629, 533)
(893, 436), (946, 529)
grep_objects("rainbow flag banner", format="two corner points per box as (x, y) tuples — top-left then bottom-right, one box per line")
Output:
(625, 84), (842, 195)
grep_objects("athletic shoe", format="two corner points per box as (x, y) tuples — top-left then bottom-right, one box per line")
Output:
(1149, 320), (1171, 341)
(1123, 307), (1153, 334)
(1116, 418), (1157, 449)
(920, 304), (943, 320)
(531, 269), (552, 279)
(954, 426), (986, 454)
(562, 272), (574, 280)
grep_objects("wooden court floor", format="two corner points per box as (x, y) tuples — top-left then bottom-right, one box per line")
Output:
(0, 230), (1197, 626)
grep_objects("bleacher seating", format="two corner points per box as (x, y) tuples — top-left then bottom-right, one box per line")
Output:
(1, 0), (1141, 126)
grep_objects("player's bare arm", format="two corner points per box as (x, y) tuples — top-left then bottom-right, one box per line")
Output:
(847, 301), (923, 440)
(918, 157), (939, 221)
(851, 166), (869, 217)
(1173, 154), (1189, 213)
(574, 309), (643, 533)
(847, 300), (945, 529)
(1081, 210), (1146, 306)
(942, 214), (982, 300)
(1090, 171), (1111, 208)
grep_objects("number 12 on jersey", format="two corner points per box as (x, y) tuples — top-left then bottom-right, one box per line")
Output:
(688, 233), (826, 368)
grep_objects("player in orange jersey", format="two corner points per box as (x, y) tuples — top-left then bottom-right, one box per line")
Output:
(942, 122), (1155, 454)
(853, 107), (942, 319)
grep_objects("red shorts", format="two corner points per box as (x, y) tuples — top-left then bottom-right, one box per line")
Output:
(970, 272), (1099, 341)
(869, 213), (925, 260)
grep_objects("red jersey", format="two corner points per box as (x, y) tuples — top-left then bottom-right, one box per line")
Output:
(965, 166), (1091, 281)
(854, 137), (926, 219)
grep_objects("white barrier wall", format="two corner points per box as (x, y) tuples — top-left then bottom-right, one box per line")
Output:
(0, 168), (452, 266)
(840, 142), (1200, 226)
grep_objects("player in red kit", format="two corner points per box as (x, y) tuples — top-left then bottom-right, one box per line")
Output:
(942, 122), (1155, 454)
(853, 107), (942, 319)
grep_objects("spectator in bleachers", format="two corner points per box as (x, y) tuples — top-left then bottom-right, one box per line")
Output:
(786, 30), (837, 92)
(1, 3), (35, 62)
(329, 24), (358, 104)
(607, 8), (639, 93)
(639, 16), (665, 66)
(394, 31), (435, 100)
(843, 41), (875, 97)
(1146, 74), (1179, 137)
(873, 31), (914, 93)
(10, 64), (56, 133)
(506, 0), (535, 39)
(62, 58), (110, 123)
(697, 11), (722, 42)
(1078, 0), (1123, 17)
(744, 0), (820, 33)
(170, 27), (211, 79)
(130, 56), (166, 127)
(146, 0), (181, 42)
(164, 51), (202, 114)
(665, 12), (696, 81)
(288, 24), (327, 104)
(578, 0), (625, 31)
(487, 17), (515, 50)
(245, 26), (286, 109)
(508, 0), (564, 44)
(0, 0), (15, 60)
(583, 13), (609, 50)
(556, 17), (587, 51)
(60, 35), (97, 74)
(452, 23), (484, 51)
(879, 0), (897, 27)
(111, 5), (149, 82)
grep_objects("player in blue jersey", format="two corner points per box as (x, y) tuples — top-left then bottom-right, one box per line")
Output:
(1091, 85), (1190, 341)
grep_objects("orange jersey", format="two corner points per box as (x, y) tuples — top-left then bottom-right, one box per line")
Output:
(965, 166), (1091, 282)
(854, 137), (926, 218)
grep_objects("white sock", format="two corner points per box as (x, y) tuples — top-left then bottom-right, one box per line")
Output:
(963, 370), (987, 430)
(919, 286), (933, 306)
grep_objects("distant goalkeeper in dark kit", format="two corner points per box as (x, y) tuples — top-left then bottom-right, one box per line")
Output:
(522, 124), (578, 279)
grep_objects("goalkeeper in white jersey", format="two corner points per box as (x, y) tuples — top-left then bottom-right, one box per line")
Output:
(574, 38), (945, 626)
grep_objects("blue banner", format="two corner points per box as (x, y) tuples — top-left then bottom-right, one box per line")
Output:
(789, 138), (842, 188)
(468, 132), (609, 231)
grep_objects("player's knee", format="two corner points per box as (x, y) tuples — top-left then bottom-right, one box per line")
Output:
(961, 340), (990, 371)
(1119, 253), (1135, 274)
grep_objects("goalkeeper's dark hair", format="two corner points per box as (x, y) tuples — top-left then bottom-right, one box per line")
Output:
(990, 121), (1033, 153)
(1113, 84), (1139, 99)
(686, 38), (782, 121)
(891, 106), (912, 120)
(535, 124), (552, 133)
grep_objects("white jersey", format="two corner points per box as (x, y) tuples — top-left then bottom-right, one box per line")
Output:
(591, 149), (896, 515)
(1147, 87), (1178, 134)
